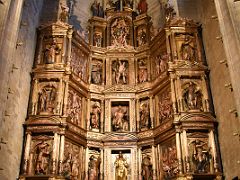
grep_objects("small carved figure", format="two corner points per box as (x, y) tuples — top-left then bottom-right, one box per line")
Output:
(142, 156), (153, 180)
(59, 3), (69, 22)
(62, 152), (80, 179)
(88, 155), (101, 180)
(113, 59), (128, 84)
(158, 92), (173, 123)
(90, 102), (101, 129)
(93, 31), (102, 47)
(164, 3), (176, 23)
(115, 152), (129, 180)
(67, 91), (82, 125)
(91, 0), (99, 16)
(192, 140), (211, 173)
(38, 86), (56, 114)
(183, 82), (202, 110)
(180, 35), (195, 61)
(140, 101), (150, 129)
(138, 60), (148, 83)
(35, 141), (50, 175)
(123, 0), (133, 8)
(44, 39), (61, 64)
(71, 155), (80, 179)
(137, 0), (148, 14)
(112, 105), (129, 132)
(91, 62), (102, 84)
(138, 29), (147, 46)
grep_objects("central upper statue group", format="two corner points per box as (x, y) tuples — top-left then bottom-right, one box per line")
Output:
(91, 0), (148, 17)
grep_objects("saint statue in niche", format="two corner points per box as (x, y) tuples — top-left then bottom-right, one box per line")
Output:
(38, 86), (56, 114)
(180, 35), (196, 61)
(191, 139), (211, 173)
(112, 105), (129, 132)
(35, 141), (51, 175)
(91, 62), (102, 84)
(138, 28), (147, 46)
(112, 59), (128, 85)
(140, 101), (151, 129)
(90, 101), (101, 129)
(183, 82), (202, 111)
(142, 156), (153, 180)
(88, 155), (101, 180)
(115, 152), (129, 180)
(44, 39), (61, 64)
(93, 31), (102, 47)
(138, 59), (148, 83)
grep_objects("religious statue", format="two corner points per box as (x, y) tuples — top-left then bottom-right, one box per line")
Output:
(112, 105), (129, 132)
(138, 29), (147, 46)
(164, 3), (176, 23)
(140, 101), (150, 129)
(180, 35), (196, 61)
(115, 152), (129, 180)
(35, 141), (51, 175)
(112, 59), (128, 84)
(93, 31), (102, 47)
(138, 59), (148, 83)
(88, 155), (101, 180)
(183, 82), (202, 110)
(91, 62), (102, 84)
(59, 3), (69, 22)
(90, 102), (101, 129)
(192, 140), (211, 173)
(91, 0), (104, 17)
(142, 156), (153, 180)
(62, 152), (80, 179)
(158, 92), (173, 123)
(137, 0), (148, 14)
(44, 39), (61, 64)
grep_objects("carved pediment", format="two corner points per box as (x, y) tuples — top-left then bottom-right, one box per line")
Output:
(168, 17), (199, 27)
(26, 116), (64, 125)
(38, 21), (72, 32)
(102, 132), (138, 142)
(179, 113), (216, 122)
(103, 85), (136, 93)
(187, 132), (209, 139)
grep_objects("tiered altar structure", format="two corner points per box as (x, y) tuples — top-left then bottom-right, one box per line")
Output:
(19, 1), (223, 180)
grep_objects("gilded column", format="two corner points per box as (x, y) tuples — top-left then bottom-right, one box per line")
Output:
(63, 80), (69, 116)
(138, 147), (142, 180)
(100, 149), (104, 180)
(58, 135), (65, 174)
(66, 28), (73, 67)
(87, 98), (91, 130)
(152, 146), (157, 180)
(85, 147), (89, 179)
(150, 96), (154, 128)
(31, 79), (38, 115)
(170, 73), (177, 113)
(136, 99), (140, 131)
(52, 132), (59, 174)
(131, 99), (136, 131)
(23, 132), (32, 174)
(36, 35), (44, 65)
(210, 130), (219, 172)
(183, 130), (190, 172)
(176, 131), (183, 174)
(101, 100), (104, 132)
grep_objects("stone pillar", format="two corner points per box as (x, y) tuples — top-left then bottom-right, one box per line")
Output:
(63, 80), (69, 116)
(31, 79), (38, 115)
(66, 28), (73, 68)
(87, 98), (91, 130)
(136, 99), (140, 131)
(131, 99), (136, 131)
(170, 74), (177, 113)
(85, 147), (89, 179)
(100, 149), (104, 180)
(209, 130), (219, 173)
(176, 132), (183, 174)
(23, 132), (32, 174)
(138, 147), (142, 180)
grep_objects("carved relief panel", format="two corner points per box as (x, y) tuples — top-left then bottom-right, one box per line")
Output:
(153, 53), (168, 79)
(111, 101), (129, 132)
(137, 58), (148, 83)
(28, 135), (53, 175)
(160, 138), (178, 179)
(156, 89), (173, 125)
(32, 80), (63, 116)
(90, 100), (101, 131)
(66, 89), (82, 126)
(109, 17), (132, 48)
(112, 59), (129, 85)
(93, 27), (104, 48)
(91, 58), (103, 85)
(71, 44), (89, 82)
(136, 25), (147, 47)
(139, 98), (151, 131)
(62, 141), (84, 179)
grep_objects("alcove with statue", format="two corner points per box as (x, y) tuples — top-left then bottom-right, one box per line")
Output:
(18, 0), (223, 180)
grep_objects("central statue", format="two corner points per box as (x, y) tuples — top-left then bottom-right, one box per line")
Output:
(114, 152), (129, 180)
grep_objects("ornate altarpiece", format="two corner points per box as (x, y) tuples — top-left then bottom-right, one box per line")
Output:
(19, 1), (222, 180)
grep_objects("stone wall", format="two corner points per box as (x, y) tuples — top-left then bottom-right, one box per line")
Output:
(0, 0), (43, 179)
